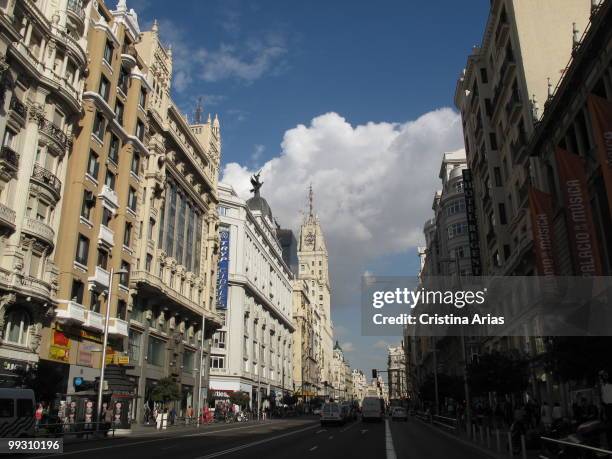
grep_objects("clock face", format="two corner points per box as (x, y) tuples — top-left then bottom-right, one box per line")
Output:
(305, 232), (315, 245)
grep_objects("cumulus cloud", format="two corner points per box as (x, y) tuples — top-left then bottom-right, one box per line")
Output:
(341, 342), (356, 352)
(373, 340), (391, 350)
(222, 108), (463, 307)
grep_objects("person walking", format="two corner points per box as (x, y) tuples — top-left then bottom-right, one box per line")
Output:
(104, 406), (114, 436)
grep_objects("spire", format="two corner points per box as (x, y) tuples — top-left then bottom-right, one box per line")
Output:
(213, 113), (220, 128)
(152, 19), (159, 35)
(194, 97), (203, 124)
(308, 183), (314, 217)
(117, 0), (127, 12)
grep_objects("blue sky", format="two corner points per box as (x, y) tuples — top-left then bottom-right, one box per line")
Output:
(128, 0), (489, 379)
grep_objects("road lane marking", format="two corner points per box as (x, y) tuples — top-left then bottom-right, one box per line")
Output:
(316, 429), (326, 434)
(34, 422), (315, 458)
(385, 419), (397, 459)
(195, 424), (319, 459)
(361, 429), (368, 434)
(309, 446), (318, 451)
(340, 422), (357, 433)
(328, 435), (334, 440)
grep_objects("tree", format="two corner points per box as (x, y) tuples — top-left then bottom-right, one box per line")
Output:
(229, 391), (250, 409)
(150, 377), (181, 405)
(419, 373), (464, 403)
(282, 394), (297, 406)
(467, 351), (529, 396)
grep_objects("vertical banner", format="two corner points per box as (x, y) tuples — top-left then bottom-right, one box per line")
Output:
(555, 148), (603, 276)
(528, 187), (557, 276)
(587, 94), (612, 216)
(216, 227), (230, 309)
(462, 169), (482, 275)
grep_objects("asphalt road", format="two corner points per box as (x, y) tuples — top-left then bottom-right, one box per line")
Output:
(23, 416), (493, 459)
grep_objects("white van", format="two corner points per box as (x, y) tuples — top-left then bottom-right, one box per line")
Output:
(361, 396), (383, 422)
(0, 388), (36, 437)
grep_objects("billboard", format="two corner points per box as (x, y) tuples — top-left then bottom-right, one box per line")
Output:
(216, 227), (230, 309)
(462, 169), (482, 276)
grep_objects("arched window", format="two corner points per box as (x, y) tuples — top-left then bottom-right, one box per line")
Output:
(4, 309), (31, 346)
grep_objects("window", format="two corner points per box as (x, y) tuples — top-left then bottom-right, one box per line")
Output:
(97, 248), (108, 270)
(455, 181), (464, 193)
(108, 135), (120, 164)
(447, 222), (468, 239)
(480, 68), (488, 84)
(128, 329), (142, 364)
(118, 68), (129, 94)
(87, 151), (100, 179)
(93, 111), (106, 140)
(218, 206), (228, 216)
(103, 39), (113, 63)
(115, 101), (124, 125)
(145, 254), (153, 271)
(183, 350), (195, 372)
(101, 207), (113, 226)
(17, 399), (33, 418)
(131, 298), (145, 323)
(139, 87), (146, 108)
(120, 260), (130, 286)
(4, 309), (30, 346)
(127, 187), (137, 211)
(489, 132), (498, 151)
(494, 167), (502, 187)
(147, 336), (165, 366)
(131, 153), (140, 175)
(135, 120), (145, 141)
(99, 76), (110, 101)
(213, 331), (226, 349)
(499, 203), (507, 225)
(210, 355), (225, 369)
(105, 170), (116, 191)
(71, 279), (84, 304)
(446, 199), (466, 216)
(81, 190), (94, 220)
(0, 399), (14, 418)
(148, 218), (155, 239)
(76, 234), (89, 265)
(117, 300), (127, 320)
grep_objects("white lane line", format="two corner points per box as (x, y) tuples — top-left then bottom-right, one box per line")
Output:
(328, 435), (334, 440)
(309, 446), (318, 451)
(361, 429), (369, 434)
(195, 424), (319, 459)
(340, 422), (357, 433)
(385, 419), (397, 459)
(34, 422), (313, 458)
(316, 429), (326, 434)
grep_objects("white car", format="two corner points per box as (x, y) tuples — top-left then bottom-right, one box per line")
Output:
(320, 403), (344, 425)
(313, 407), (322, 415)
(361, 397), (383, 422)
(391, 406), (408, 421)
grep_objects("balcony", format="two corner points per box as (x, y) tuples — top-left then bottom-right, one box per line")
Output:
(505, 91), (522, 124)
(0, 203), (16, 230)
(121, 53), (137, 70)
(38, 118), (70, 153)
(84, 310), (105, 332)
(495, 21), (509, 49)
(66, 0), (85, 30)
(88, 266), (110, 290)
(31, 164), (62, 199)
(22, 217), (55, 247)
(0, 146), (19, 174)
(108, 317), (129, 337)
(98, 224), (114, 247)
(18, 275), (53, 300)
(56, 300), (86, 324)
(98, 185), (119, 209)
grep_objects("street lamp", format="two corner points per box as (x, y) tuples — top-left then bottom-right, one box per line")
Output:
(96, 267), (128, 429)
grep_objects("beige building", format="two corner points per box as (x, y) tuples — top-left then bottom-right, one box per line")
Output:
(297, 187), (333, 396)
(454, 0), (591, 276)
(0, 0), (87, 382)
(127, 22), (223, 420)
(351, 369), (367, 402)
(387, 344), (408, 401)
(292, 278), (320, 402)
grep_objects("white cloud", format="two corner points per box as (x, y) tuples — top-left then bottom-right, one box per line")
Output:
(342, 342), (356, 352)
(373, 340), (390, 350)
(251, 144), (266, 165)
(222, 108), (463, 307)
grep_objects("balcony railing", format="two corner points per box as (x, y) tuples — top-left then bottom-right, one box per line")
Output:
(56, 300), (86, 324)
(0, 146), (19, 171)
(38, 118), (69, 152)
(108, 317), (129, 337)
(88, 266), (110, 290)
(31, 164), (62, 196)
(98, 224), (114, 247)
(9, 97), (27, 119)
(505, 91), (522, 122)
(0, 203), (16, 229)
(66, 0), (85, 22)
(84, 310), (104, 331)
(22, 217), (55, 247)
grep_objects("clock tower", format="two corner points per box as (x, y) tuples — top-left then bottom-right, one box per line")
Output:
(297, 185), (333, 396)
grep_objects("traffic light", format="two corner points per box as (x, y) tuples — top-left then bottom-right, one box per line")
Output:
(372, 369), (377, 379)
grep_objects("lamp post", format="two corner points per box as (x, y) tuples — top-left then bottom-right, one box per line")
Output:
(196, 315), (206, 427)
(96, 267), (128, 429)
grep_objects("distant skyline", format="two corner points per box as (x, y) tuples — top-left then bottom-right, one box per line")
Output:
(128, 0), (490, 374)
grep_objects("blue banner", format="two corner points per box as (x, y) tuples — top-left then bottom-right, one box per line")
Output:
(216, 228), (230, 309)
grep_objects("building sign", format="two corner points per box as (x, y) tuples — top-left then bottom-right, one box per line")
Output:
(462, 169), (482, 276)
(211, 389), (233, 399)
(528, 187), (558, 276)
(555, 148), (603, 276)
(216, 227), (230, 309)
(49, 329), (71, 363)
(587, 94), (612, 218)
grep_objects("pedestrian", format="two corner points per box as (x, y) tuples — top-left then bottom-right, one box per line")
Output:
(35, 403), (43, 430)
(186, 406), (193, 425)
(156, 409), (162, 430)
(170, 406), (176, 426)
(104, 405), (114, 436)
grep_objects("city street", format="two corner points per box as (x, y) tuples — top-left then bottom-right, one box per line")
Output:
(26, 417), (492, 459)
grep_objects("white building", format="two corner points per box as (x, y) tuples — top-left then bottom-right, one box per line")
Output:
(352, 369), (367, 402)
(209, 182), (294, 410)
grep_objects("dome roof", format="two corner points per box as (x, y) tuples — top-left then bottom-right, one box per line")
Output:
(247, 195), (273, 221)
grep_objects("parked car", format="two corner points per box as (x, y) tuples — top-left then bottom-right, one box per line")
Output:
(320, 403), (344, 426)
(391, 406), (408, 421)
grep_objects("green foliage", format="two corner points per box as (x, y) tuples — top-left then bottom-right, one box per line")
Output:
(229, 391), (250, 408)
(282, 394), (297, 406)
(150, 377), (181, 404)
(467, 351), (528, 396)
(419, 373), (464, 402)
